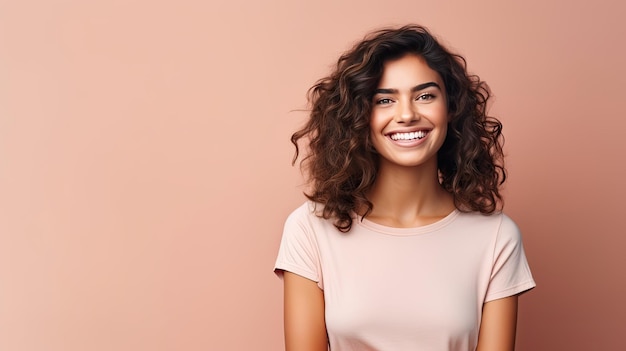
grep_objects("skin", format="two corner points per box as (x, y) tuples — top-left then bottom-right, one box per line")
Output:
(283, 272), (328, 351)
(283, 54), (519, 350)
(476, 295), (519, 350)
(367, 54), (453, 227)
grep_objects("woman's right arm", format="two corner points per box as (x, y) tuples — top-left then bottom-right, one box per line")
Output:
(283, 271), (328, 351)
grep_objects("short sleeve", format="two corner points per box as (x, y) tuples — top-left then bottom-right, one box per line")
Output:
(274, 205), (324, 289)
(484, 215), (536, 302)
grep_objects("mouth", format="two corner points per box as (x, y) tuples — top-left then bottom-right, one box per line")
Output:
(388, 130), (429, 141)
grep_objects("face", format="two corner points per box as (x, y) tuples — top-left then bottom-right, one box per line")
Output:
(370, 54), (448, 169)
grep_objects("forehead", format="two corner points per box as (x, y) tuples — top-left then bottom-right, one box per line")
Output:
(377, 54), (444, 89)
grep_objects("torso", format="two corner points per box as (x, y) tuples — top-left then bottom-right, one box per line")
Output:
(275, 202), (535, 351)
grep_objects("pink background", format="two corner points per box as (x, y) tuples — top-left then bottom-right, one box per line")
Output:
(1, 0), (624, 350)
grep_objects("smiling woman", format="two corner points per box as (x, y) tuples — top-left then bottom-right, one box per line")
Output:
(274, 25), (535, 351)
(369, 54), (449, 171)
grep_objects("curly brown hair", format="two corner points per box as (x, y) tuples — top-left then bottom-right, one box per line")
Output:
(291, 25), (506, 232)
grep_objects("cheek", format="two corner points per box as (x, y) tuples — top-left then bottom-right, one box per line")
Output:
(369, 108), (391, 132)
(369, 111), (380, 128)
(368, 129), (382, 149)
(434, 124), (449, 152)
(366, 134), (379, 154)
(367, 124), (385, 153)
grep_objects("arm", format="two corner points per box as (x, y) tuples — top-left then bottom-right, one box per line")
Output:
(476, 295), (519, 351)
(283, 271), (328, 351)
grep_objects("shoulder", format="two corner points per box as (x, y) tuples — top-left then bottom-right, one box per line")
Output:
(276, 202), (329, 288)
(493, 213), (526, 256)
(285, 201), (326, 225)
(454, 211), (517, 231)
(497, 213), (522, 239)
(451, 211), (523, 243)
(283, 201), (336, 236)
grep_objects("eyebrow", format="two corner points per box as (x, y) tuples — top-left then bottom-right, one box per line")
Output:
(374, 82), (441, 95)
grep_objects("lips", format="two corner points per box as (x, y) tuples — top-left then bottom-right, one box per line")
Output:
(388, 130), (429, 141)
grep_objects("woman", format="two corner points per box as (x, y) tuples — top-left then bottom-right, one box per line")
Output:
(274, 25), (535, 351)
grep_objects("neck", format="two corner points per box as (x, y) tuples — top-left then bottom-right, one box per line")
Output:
(365, 158), (455, 227)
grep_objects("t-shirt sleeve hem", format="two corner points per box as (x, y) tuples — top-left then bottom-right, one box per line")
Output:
(274, 261), (322, 288)
(484, 280), (536, 302)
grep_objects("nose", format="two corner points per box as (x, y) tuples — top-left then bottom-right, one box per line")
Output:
(394, 99), (418, 123)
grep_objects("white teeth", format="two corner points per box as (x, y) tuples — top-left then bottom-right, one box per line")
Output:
(390, 131), (427, 140)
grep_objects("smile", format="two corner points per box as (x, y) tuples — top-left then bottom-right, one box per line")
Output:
(389, 131), (428, 141)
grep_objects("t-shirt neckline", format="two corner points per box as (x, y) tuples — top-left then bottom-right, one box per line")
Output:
(356, 209), (460, 236)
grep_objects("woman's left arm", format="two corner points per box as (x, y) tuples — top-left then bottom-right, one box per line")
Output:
(475, 295), (519, 351)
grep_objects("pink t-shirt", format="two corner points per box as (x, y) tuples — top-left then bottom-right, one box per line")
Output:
(274, 202), (535, 351)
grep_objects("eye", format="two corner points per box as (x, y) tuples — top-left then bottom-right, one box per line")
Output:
(375, 98), (394, 105)
(416, 93), (435, 101)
